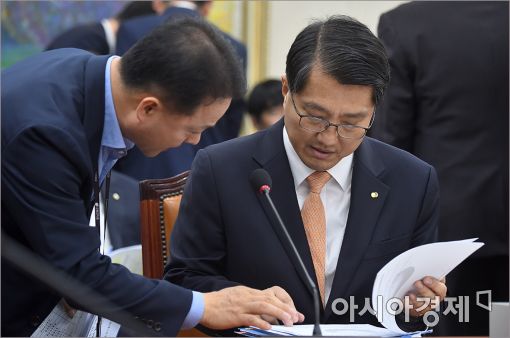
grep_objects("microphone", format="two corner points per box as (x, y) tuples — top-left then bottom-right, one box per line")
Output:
(250, 168), (322, 336)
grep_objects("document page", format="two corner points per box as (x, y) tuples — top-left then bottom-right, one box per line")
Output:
(31, 301), (120, 337)
(261, 324), (423, 337)
(108, 244), (142, 275)
(31, 302), (95, 337)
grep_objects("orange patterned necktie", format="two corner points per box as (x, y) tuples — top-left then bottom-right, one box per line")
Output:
(301, 171), (331, 305)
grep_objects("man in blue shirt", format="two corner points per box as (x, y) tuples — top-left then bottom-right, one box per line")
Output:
(1, 17), (303, 336)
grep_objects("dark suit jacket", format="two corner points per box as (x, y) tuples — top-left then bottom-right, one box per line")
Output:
(370, 1), (509, 257)
(165, 120), (439, 327)
(1, 49), (191, 336)
(46, 22), (109, 55)
(114, 6), (247, 180)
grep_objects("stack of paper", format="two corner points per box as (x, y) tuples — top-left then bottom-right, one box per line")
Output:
(373, 238), (484, 334)
(236, 324), (429, 337)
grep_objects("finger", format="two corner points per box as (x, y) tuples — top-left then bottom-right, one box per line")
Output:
(407, 293), (428, 316)
(260, 314), (279, 325)
(408, 292), (440, 316)
(246, 301), (293, 326)
(269, 286), (294, 306)
(61, 299), (76, 318)
(267, 287), (298, 322)
(413, 280), (437, 299)
(240, 314), (272, 330)
(423, 277), (447, 300)
(259, 294), (299, 319)
(297, 312), (305, 323)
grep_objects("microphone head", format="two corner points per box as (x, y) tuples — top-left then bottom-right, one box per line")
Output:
(250, 168), (272, 194)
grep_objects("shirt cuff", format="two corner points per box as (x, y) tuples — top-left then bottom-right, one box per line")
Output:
(181, 291), (204, 330)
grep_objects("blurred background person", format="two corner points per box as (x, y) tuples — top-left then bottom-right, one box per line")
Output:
(114, 0), (247, 181)
(369, 2), (509, 335)
(246, 79), (284, 131)
(46, 1), (156, 55)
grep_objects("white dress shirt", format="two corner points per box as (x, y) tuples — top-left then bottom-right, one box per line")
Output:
(283, 127), (353, 302)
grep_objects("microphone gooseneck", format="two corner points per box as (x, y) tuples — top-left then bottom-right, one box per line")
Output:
(250, 168), (322, 336)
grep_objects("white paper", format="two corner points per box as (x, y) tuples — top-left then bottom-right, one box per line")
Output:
(372, 238), (484, 334)
(31, 301), (120, 337)
(266, 324), (424, 337)
(86, 317), (121, 337)
(31, 302), (95, 337)
(108, 244), (142, 275)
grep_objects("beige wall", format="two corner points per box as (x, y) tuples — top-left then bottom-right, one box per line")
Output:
(265, 1), (408, 79)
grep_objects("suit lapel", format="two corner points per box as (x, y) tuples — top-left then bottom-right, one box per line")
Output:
(82, 54), (109, 212)
(325, 138), (389, 317)
(83, 55), (109, 174)
(252, 120), (319, 299)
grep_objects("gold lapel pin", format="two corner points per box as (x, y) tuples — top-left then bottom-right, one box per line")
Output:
(370, 192), (379, 199)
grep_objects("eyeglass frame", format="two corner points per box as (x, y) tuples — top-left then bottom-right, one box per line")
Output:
(289, 93), (376, 140)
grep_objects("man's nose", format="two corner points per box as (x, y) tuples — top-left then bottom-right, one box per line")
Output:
(317, 125), (339, 144)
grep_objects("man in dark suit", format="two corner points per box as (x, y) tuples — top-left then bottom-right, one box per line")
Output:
(46, 1), (156, 55)
(369, 2), (509, 335)
(166, 15), (447, 332)
(2, 18), (302, 336)
(114, 0), (247, 180)
(47, 2), (161, 252)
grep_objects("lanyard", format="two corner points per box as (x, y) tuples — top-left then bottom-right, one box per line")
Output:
(92, 170), (111, 337)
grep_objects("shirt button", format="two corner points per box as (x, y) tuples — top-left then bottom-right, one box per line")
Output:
(147, 319), (154, 329)
(154, 322), (162, 332)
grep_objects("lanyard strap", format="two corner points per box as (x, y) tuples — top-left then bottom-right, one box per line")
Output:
(92, 170), (111, 337)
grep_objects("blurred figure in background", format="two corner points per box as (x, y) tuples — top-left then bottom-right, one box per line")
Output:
(46, 1), (156, 55)
(247, 79), (284, 131)
(370, 2), (509, 335)
(114, 0), (247, 180)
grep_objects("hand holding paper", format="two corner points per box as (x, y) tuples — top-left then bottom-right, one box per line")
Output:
(373, 238), (484, 334)
(406, 276), (447, 317)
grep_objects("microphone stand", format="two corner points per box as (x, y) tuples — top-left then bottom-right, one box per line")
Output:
(262, 188), (322, 336)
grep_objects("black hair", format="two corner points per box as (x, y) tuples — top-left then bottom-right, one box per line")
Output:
(247, 79), (283, 122)
(120, 17), (245, 115)
(116, 1), (156, 22)
(286, 15), (390, 105)
(193, 1), (211, 9)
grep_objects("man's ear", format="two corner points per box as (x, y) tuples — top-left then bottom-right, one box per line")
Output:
(281, 74), (289, 99)
(199, 1), (213, 17)
(135, 97), (160, 122)
(151, 0), (170, 15)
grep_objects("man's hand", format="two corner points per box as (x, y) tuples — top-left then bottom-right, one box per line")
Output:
(60, 298), (76, 318)
(201, 285), (305, 330)
(406, 276), (447, 317)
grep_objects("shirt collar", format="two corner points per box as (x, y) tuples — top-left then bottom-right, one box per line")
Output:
(283, 126), (353, 191)
(102, 56), (134, 153)
(171, 1), (198, 10)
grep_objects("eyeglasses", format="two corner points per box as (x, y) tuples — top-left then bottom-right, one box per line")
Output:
(290, 93), (375, 140)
